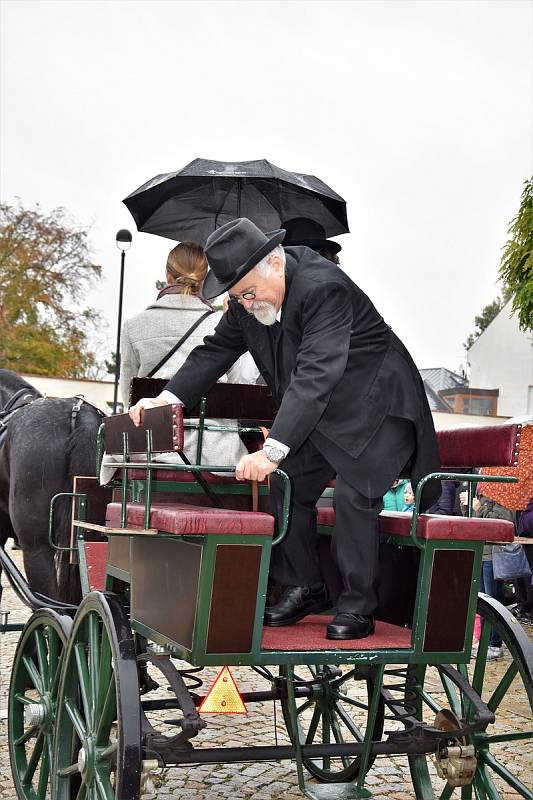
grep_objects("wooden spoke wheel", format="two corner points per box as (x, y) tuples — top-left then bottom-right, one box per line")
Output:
(279, 664), (385, 783)
(54, 592), (142, 800)
(408, 594), (533, 800)
(9, 609), (72, 800)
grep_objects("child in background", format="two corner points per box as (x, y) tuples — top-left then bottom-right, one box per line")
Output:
(402, 483), (415, 513)
(383, 478), (409, 511)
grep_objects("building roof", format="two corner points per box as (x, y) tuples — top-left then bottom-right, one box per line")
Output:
(419, 367), (467, 394)
(422, 380), (453, 412)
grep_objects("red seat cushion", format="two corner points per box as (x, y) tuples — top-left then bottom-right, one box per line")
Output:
(106, 501), (274, 536)
(317, 507), (514, 542)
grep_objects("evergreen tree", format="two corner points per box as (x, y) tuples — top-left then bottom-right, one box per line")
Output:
(499, 177), (533, 331)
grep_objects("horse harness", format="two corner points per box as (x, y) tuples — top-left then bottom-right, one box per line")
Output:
(0, 391), (105, 447)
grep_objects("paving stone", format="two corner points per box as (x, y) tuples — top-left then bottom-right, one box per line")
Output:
(1, 548), (532, 799)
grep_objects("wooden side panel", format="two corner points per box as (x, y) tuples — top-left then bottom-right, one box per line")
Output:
(376, 543), (420, 628)
(84, 542), (108, 591)
(423, 549), (475, 652)
(107, 535), (130, 573)
(70, 477), (113, 561)
(131, 538), (202, 650)
(206, 544), (262, 654)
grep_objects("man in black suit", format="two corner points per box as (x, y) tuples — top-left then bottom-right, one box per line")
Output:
(130, 218), (440, 639)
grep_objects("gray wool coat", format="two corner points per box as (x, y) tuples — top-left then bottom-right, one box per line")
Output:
(119, 293), (247, 466)
(119, 293), (222, 404)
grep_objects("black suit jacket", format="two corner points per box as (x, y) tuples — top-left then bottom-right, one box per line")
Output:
(166, 247), (440, 503)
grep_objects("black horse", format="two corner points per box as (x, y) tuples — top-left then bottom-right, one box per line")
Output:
(0, 369), (104, 604)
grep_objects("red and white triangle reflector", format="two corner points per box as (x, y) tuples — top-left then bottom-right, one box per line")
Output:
(199, 666), (247, 714)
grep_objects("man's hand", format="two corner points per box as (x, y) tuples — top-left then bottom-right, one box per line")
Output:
(235, 450), (279, 482)
(128, 396), (169, 427)
(472, 496), (482, 514)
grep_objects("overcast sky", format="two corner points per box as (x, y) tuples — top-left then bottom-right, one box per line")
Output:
(1, 0), (531, 374)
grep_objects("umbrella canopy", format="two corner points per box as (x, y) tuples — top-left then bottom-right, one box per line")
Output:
(481, 423), (533, 510)
(123, 158), (349, 246)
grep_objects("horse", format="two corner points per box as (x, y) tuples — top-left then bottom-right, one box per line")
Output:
(0, 369), (105, 604)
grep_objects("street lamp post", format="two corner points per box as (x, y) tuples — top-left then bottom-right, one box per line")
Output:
(113, 229), (132, 414)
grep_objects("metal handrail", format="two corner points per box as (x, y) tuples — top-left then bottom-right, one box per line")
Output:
(411, 471), (518, 548)
(107, 457), (292, 546)
(48, 492), (87, 552)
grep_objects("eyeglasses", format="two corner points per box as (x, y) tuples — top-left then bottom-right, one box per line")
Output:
(229, 288), (256, 302)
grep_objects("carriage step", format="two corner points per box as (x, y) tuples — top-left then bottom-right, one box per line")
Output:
(304, 785), (371, 799)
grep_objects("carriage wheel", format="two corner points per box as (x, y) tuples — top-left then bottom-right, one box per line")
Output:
(279, 664), (385, 783)
(408, 594), (533, 799)
(54, 592), (142, 800)
(8, 609), (72, 800)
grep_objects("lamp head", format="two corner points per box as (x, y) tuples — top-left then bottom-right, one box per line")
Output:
(116, 228), (132, 251)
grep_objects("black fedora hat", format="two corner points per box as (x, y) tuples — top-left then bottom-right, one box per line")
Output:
(282, 217), (342, 255)
(203, 218), (286, 299)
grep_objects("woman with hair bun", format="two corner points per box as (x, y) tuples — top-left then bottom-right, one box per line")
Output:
(119, 241), (247, 465)
(120, 242), (217, 402)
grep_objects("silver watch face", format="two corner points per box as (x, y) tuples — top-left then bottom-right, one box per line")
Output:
(265, 447), (284, 463)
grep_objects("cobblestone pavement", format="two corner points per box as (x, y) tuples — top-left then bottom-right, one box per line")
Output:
(1, 543), (532, 799)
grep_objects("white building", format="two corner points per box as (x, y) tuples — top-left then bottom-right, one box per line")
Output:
(21, 374), (116, 413)
(467, 300), (533, 417)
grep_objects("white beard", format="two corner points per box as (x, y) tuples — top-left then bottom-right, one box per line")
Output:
(249, 301), (278, 326)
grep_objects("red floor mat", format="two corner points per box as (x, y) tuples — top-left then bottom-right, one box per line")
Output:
(261, 616), (412, 651)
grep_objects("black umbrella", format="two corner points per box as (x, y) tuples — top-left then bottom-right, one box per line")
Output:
(123, 158), (349, 246)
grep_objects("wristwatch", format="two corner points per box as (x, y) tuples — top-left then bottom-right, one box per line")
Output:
(263, 445), (285, 464)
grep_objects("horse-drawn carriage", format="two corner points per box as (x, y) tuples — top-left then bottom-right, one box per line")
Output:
(1, 382), (532, 800)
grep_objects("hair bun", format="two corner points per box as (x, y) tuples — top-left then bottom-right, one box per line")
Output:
(166, 242), (208, 295)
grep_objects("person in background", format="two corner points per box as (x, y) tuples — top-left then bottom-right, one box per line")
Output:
(425, 480), (461, 515)
(514, 496), (533, 624)
(460, 491), (516, 660)
(383, 479), (409, 511)
(281, 217), (342, 264)
(120, 241), (247, 466)
(402, 483), (415, 513)
(518, 496), (533, 536)
(120, 242), (217, 403)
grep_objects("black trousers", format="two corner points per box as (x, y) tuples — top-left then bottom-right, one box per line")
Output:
(269, 440), (384, 615)
(269, 418), (415, 615)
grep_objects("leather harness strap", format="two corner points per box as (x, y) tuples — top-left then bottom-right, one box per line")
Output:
(0, 389), (106, 442)
(0, 389), (39, 440)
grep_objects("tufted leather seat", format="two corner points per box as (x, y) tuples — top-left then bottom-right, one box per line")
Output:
(106, 501), (275, 536)
(317, 507), (515, 542)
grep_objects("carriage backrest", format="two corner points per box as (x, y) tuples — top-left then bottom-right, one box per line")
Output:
(436, 423), (522, 469)
(103, 404), (184, 455)
(130, 378), (278, 424)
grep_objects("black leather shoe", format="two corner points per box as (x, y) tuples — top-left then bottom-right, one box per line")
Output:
(326, 613), (375, 640)
(264, 583), (331, 626)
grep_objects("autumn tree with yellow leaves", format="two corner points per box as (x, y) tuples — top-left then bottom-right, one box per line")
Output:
(0, 201), (102, 377)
